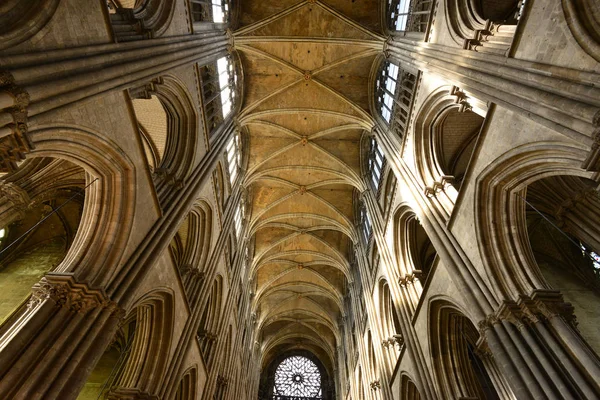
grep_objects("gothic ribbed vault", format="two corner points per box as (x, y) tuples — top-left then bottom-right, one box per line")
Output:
(234, 0), (384, 374)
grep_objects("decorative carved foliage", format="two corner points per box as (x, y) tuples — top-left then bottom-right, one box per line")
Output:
(0, 71), (32, 173)
(27, 273), (120, 315)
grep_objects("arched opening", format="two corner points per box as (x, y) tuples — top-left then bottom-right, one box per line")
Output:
(563, 0), (600, 62)
(198, 275), (224, 364)
(432, 107), (484, 191)
(0, 0), (59, 50)
(169, 201), (212, 294)
(400, 375), (421, 400)
(406, 215), (436, 286)
(367, 331), (378, 385)
(378, 280), (403, 369)
(106, 0), (175, 42)
(175, 367), (198, 400)
(525, 174), (600, 356)
(413, 87), (487, 204)
(446, 0), (524, 53)
(0, 158), (86, 325)
(77, 317), (136, 399)
(132, 94), (167, 175)
(129, 78), (199, 204)
(430, 301), (502, 400)
(78, 291), (174, 399)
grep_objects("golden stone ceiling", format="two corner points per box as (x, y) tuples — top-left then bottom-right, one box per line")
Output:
(234, 0), (383, 371)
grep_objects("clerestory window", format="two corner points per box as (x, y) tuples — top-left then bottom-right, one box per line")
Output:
(234, 200), (244, 239)
(360, 203), (372, 245)
(388, 0), (432, 33)
(226, 132), (241, 186)
(199, 55), (238, 136)
(367, 137), (385, 191)
(191, 0), (229, 23)
(375, 61), (417, 139)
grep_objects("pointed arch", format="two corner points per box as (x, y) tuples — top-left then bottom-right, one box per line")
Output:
(111, 289), (175, 397)
(198, 275), (224, 364)
(175, 366), (198, 400)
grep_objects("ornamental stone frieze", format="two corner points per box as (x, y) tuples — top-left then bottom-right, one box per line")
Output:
(0, 70), (32, 173)
(27, 273), (122, 317)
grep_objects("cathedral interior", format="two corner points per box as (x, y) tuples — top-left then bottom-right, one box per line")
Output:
(0, 0), (600, 399)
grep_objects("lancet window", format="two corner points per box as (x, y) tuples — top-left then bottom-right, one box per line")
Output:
(226, 132), (241, 186)
(234, 200), (244, 239)
(272, 356), (323, 400)
(191, 0), (229, 23)
(387, 0), (432, 32)
(367, 137), (385, 191)
(375, 61), (417, 139)
(199, 56), (238, 137)
(360, 203), (373, 245)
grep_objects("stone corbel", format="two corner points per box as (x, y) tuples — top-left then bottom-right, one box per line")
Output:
(217, 375), (229, 388)
(390, 334), (404, 350)
(370, 380), (381, 391)
(424, 175), (454, 198)
(450, 86), (473, 113)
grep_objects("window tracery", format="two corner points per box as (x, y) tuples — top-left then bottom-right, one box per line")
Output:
(234, 199), (244, 239)
(387, 0), (432, 33)
(199, 55), (238, 136)
(367, 137), (385, 191)
(375, 61), (417, 139)
(359, 203), (372, 245)
(191, 0), (229, 23)
(226, 132), (241, 186)
(273, 355), (323, 400)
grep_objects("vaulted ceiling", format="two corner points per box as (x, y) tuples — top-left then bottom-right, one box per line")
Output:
(234, 0), (384, 373)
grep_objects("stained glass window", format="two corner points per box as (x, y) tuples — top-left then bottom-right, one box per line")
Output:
(273, 356), (322, 400)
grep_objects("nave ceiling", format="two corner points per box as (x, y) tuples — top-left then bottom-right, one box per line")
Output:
(234, 0), (384, 372)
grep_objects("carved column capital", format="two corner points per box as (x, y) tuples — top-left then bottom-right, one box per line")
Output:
(0, 70), (32, 173)
(0, 181), (30, 210)
(28, 273), (119, 315)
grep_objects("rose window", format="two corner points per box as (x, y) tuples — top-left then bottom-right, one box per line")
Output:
(273, 356), (322, 399)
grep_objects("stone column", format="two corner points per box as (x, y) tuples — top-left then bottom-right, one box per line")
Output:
(480, 291), (600, 400)
(0, 273), (124, 400)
